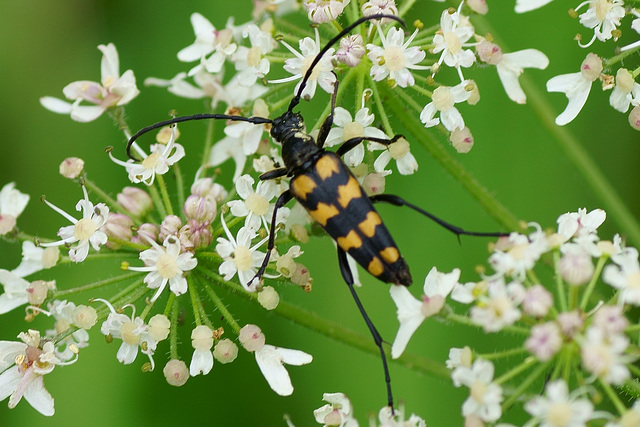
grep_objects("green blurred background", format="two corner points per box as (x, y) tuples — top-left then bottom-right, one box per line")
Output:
(1, 1), (638, 425)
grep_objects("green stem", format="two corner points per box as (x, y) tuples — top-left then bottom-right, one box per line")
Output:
(155, 174), (174, 217)
(553, 250), (568, 312)
(502, 360), (552, 411)
(200, 274), (242, 335)
(173, 162), (185, 218)
(188, 275), (203, 326)
(477, 347), (528, 360)
(148, 184), (166, 219)
(52, 271), (143, 298)
(600, 378), (627, 415)
(579, 255), (608, 311)
(494, 355), (537, 385)
(170, 294), (180, 360)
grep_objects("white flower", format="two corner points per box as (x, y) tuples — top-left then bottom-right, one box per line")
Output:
(515, 0), (554, 13)
(240, 324), (312, 396)
(420, 81), (472, 132)
(190, 325), (214, 376)
(40, 43), (139, 122)
(227, 174), (289, 231)
(489, 223), (548, 280)
(325, 106), (388, 167)
(11, 241), (59, 278)
(178, 14), (237, 76)
(376, 404), (426, 427)
(313, 392), (358, 427)
(98, 301), (166, 369)
(304, 0), (350, 23)
(215, 215), (270, 291)
(470, 278), (523, 332)
(128, 235), (198, 303)
(40, 185), (109, 263)
(110, 126), (185, 186)
(451, 359), (503, 422)
(576, 0), (625, 47)
(580, 326), (631, 384)
(233, 24), (275, 86)
(389, 267), (460, 358)
(270, 28), (335, 99)
(367, 27), (428, 88)
(610, 68), (640, 113)
(369, 137), (418, 175)
(432, 7), (476, 78)
(524, 379), (594, 426)
(362, 0), (398, 21)
(0, 330), (62, 416)
(0, 182), (30, 235)
(496, 49), (549, 104)
(44, 300), (90, 361)
(546, 52), (603, 125)
(145, 71), (213, 99)
(557, 207), (606, 240)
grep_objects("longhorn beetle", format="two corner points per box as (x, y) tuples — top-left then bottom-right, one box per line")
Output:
(127, 14), (504, 409)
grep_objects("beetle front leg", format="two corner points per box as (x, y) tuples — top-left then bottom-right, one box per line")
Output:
(246, 190), (294, 288)
(316, 73), (339, 149)
(336, 134), (404, 157)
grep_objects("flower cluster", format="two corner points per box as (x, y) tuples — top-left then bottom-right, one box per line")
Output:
(388, 207), (640, 425)
(518, 0), (640, 128)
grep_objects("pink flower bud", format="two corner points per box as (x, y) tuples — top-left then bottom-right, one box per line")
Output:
(103, 213), (134, 249)
(213, 339), (238, 363)
(184, 194), (217, 222)
(476, 41), (502, 65)
(450, 127), (474, 153)
(362, 173), (386, 196)
(239, 324), (265, 352)
(132, 223), (159, 244)
(629, 106), (640, 131)
(59, 157), (84, 179)
(163, 359), (189, 386)
(117, 186), (153, 217)
(159, 215), (182, 242)
(337, 34), (366, 67)
(467, 0), (488, 14)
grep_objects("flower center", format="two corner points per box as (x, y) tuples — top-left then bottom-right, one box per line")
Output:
(234, 245), (253, 271)
(421, 294), (445, 317)
(383, 46), (406, 72)
(142, 152), (162, 170)
(342, 121), (364, 141)
(508, 243), (528, 260)
(74, 217), (97, 241)
(432, 86), (455, 111)
(547, 401), (572, 427)
(388, 138), (410, 159)
(444, 31), (462, 54)
(470, 379), (487, 403)
(595, 0), (613, 21)
(301, 55), (321, 81)
(490, 296), (511, 318)
(247, 46), (262, 68)
(157, 253), (180, 279)
(121, 320), (141, 346)
(245, 192), (269, 216)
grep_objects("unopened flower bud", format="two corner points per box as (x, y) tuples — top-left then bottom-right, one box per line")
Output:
(117, 186), (153, 217)
(257, 286), (280, 310)
(291, 224), (309, 244)
(191, 178), (227, 202)
(148, 314), (171, 341)
(450, 127), (474, 153)
(337, 34), (365, 67)
(291, 263), (312, 287)
(42, 247), (60, 268)
(26, 280), (51, 305)
(191, 325), (214, 350)
(59, 157), (84, 179)
(615, 68), (635, 93)
(184, 194), (217, 222)
(179, 220), (213, 250)
(558, 250), (593, 286)
(72, 305), (98, 329)
(476, 40), (502, 65)
(362, 0), (398, 23)
(629, 106), (640, 131)
(580, 53), (603, 82)
(213, 338), (238, 363)
(593, 304), (628, 334)
(467, 0), (488, 14)
(522, 284), (553, 317)
(132, 223), (159, 244)
(239, 324), (265, 352)
(557, 310), (583, 338)
(362, 173), (386, 196)
(159, 215), (182, 241)
(103, 213), (134, 249)
(156, 126), (180, 144)
(0, 215), (17, 235)
(163, 359), (189, 386)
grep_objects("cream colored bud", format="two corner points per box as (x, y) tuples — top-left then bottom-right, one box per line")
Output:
(159, 215), (182, 241)
(213, 338), (238, 364)
(156, 126), (180, 144)
(148, 314), (171, 341)
(476, 40), (502, 65)
(41, 247), (60, 268)
(104, 213), (134, 249)
(629, 106), (640, 131)
(450, 127), (474, 153)
(291, 263), (311, 287)
(26, 280), (50, 305)
(276, 255), (296, 278)
(72, 305), (98, 329)
(467, 0), (488, 14)
(238, 324), (265, 352)
(117, 186), (153, 217)
(257, 286), (279, 310)
(580, 53), (603, 82)
(291, 224), (309, 244)
(362, 173), (386, 196)
(191, 325), (214, 351)
(59, 157), (84, 179)
(466, 80), (480, 105)
(163, 359), (189, 386)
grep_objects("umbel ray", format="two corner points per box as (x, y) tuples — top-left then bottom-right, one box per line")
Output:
(127, 14), (504, 410)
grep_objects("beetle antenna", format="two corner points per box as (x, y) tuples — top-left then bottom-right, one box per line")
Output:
(126, 113), (272, 160)
(288, 13), (406, 112)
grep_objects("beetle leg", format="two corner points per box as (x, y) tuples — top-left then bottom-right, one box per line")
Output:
(259, 167), (288, 181)
(316, 73), (340, 149)
(336, 134), (403, 157)
(337, 246), (394, 411)
(246, 190), (294, 288)
(370, 194), (508, 240)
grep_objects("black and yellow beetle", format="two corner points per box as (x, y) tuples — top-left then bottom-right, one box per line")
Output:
(127, 14), (502, 409)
